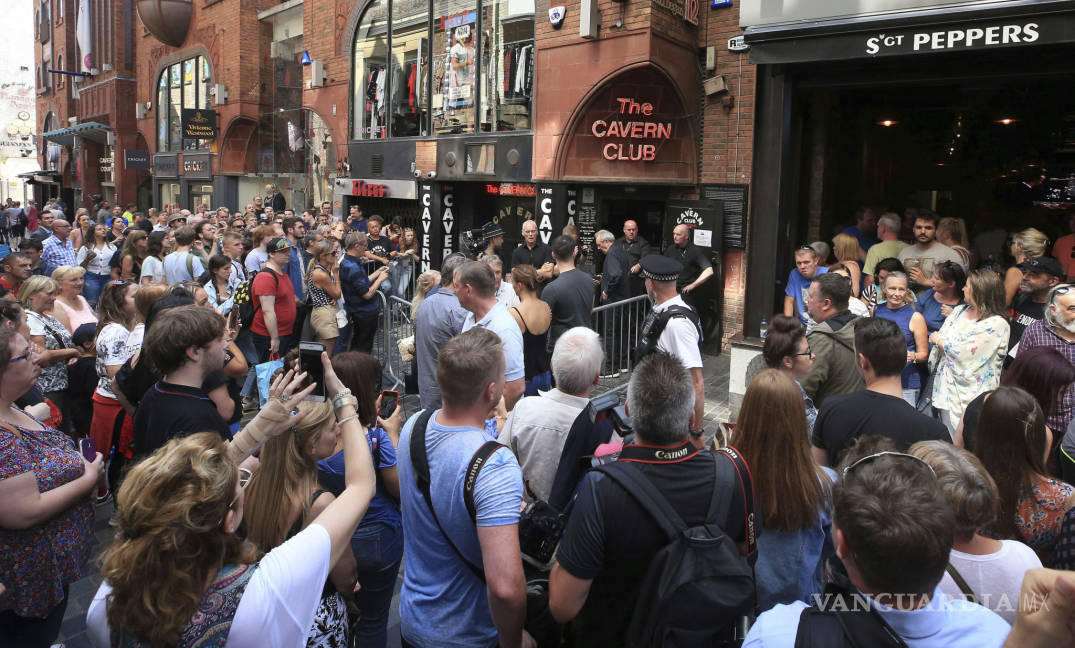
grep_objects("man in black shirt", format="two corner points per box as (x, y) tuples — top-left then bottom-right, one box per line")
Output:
(664, 224), (713, 297)
(364, 214), (398, 269)
(615, 219), (651, 295)
(812, 317), (949, 467)
(1009, 256), (1062, 353)
(549, 352), (747, 646)
(133, 305), (232, 457)
(540, 234), (594, 350)
(510, 218), (555, 281)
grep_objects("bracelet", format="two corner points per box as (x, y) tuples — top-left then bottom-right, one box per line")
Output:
(335, 414), (359, 427)
(332, 394), (358, 411)
(330, 388), (352, 403)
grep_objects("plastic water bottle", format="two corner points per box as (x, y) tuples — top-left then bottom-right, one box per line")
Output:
(759, 318), (768, 339)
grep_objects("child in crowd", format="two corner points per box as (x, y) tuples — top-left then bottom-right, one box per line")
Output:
(67, 322), (99, 439)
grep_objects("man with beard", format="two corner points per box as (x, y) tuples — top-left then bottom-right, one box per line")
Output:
(898, 211), (963, 293)
(1018, 283), (1075, 433)
(1008, 256), (1062, 355)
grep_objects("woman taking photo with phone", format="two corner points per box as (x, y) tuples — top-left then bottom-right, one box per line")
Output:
(0, 328), (104, 646)
(320, 351), (403, 648)
(88, 358), (378, 646)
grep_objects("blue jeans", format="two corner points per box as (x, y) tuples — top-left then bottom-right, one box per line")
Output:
(83, 271), (111, 307)
(351, 521), (404, 648)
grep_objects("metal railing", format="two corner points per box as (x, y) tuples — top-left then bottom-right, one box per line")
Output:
(590, 294), (652, 387)
(379, 294), (415, 390)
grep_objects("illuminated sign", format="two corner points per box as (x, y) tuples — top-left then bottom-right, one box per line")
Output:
(590, 97), (673, 162)
(352, 180), (388, 197)
(484, 183), (536, 197)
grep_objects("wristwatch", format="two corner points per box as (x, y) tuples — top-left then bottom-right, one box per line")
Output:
(689, 428), (704, 438)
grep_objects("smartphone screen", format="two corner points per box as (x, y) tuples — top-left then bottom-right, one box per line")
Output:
(379, 390), (399, 419)
(298, 342), (326, 401)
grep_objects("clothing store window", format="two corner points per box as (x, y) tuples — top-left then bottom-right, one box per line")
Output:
(352, 0), (389, 140)
(156, 55), (212, 152)
(479, 0), (533, 132)
(433, 0), (478, 134)
(390, 0), (431, 137)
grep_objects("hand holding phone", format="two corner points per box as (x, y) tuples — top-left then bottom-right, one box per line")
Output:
(378, 390), (399, 420)
(79, 437), (96, 461)
(298, 342), (327, 402)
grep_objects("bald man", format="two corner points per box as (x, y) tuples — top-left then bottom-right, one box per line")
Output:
(615, 219), (651, 296)
(664, 224), (714, 335)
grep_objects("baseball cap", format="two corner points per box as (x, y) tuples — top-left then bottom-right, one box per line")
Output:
(267, 237), (295, 253)
(1019, 256), (1063, 277)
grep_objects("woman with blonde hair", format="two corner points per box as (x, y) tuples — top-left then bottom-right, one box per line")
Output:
(908, 440), (1041, 622)
(409, 270), (441, 320)
(937, 217), (972, 268)
(306, 240), (342, 357)
(242, 400), (357, 646)
(732, 369), (835, 610)
(19, 275), (79, 430)
(831, 232), (862, 296)
(88, 359), (377, 646)
(49, 266), (96, 333)
(1005, 227), (1049, 306)
(931, 268), (1010, 438)
(509, 264), (553, 395)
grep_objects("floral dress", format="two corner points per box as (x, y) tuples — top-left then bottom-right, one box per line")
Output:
(984, 479), (1075, 567)
(27, 310), (73, 393)
(0, 413), (94, 617)
(930, 305), (1009, 423)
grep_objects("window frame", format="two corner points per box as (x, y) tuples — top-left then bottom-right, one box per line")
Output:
(155, 55), (213, 153)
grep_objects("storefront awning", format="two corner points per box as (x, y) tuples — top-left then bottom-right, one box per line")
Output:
(742, 0), (1075, 65)
(16, 170), (62, 185)
(41, 122), (111, 148)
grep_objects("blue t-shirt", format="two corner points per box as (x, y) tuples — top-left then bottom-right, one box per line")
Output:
(842, 225), (880, 253)
(396, 410), (523, 648)
(462, 301), (525, 383)
(340, 254), (378, 315)
(916, 289), (965, 334)
(785, 266), (829, 325)
(284, 246), (306, 302)
(743, 587), (1010, 648)
(317, 425), (400, 530)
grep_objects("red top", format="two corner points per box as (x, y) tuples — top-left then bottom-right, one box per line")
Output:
(250, 268), (297, 337)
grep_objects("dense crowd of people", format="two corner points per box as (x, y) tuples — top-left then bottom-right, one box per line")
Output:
(1, 194), (1075, 648)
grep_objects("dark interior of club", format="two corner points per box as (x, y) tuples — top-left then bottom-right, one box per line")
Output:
(783, 44), (1075, 261)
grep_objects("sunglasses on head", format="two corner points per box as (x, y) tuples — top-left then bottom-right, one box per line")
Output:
(842, 451), (937, 479)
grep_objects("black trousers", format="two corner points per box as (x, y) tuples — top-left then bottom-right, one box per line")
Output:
(349, 312), (380, 353)
(0, 585), (68, 647)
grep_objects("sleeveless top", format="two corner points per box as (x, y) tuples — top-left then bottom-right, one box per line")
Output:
(876, 302), (921, 389)
(111, 563), (258, 648)
(55, 295), (98, 332)
(511, 306), (551, 380)
(306, 265), (335, 308)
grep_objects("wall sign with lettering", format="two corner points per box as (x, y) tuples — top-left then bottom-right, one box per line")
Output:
(590, 98), (674, 162)
(181, 109), (219, 140)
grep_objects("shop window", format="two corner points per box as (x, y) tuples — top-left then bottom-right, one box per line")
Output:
(353, 0), (388, 140)
(433, 0), (478, 135)
(155, 55), (212, 152)
(479, 0), (533, 132)
(390, 0), (431, 137)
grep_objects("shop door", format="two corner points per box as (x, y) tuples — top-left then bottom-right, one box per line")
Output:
(190, 185), (214, 211)
(601, 200), (666, 251)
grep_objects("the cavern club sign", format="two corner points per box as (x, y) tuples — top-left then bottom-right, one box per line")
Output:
(589, 97), (673, 162)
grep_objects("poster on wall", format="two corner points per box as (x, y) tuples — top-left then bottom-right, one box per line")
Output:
(577, 203), (597, 266)
(445, 20), (475, 109)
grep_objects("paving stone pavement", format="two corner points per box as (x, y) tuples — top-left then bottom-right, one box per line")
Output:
(57, 351), (731, 647)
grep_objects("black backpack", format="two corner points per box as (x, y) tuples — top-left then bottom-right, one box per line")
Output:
(594, 446), (757, 648)
(631, 304), (703, 369)
(793, 583), (910, 648)
(233, 269), (278, 331)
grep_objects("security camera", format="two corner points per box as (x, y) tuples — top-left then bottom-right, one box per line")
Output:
(413, 169), (422, 178)
(426, 171), (437, 179)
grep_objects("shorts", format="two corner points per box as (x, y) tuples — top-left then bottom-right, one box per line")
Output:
(310, 304), (341, 339)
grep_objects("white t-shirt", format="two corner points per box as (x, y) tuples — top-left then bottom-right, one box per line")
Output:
(77, 243), (118, 276)
(126, 323), (145, 357)
(87, 523), (332, 648)
(95, 323), (131, 399)
(653, 295), (703, 369)
(938, 539), (1041, 624)
(140, 256), (165, 284)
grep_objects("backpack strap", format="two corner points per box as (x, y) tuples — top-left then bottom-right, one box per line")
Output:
(409, 408), (489, 584)
(594, 461), (686, 541)
(185, 251), (196, 279)
(794, 597), (910, 648)
(945, 563), (978, 603)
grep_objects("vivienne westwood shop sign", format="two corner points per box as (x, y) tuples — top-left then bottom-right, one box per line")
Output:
(590, 98), (673, 162)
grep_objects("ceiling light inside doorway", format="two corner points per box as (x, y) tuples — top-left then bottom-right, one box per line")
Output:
(877, 120), (898, 127)
(996, 118), (1017, 125)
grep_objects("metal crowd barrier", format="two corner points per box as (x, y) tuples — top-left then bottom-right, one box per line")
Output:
(590, 294), (652, 385)
(379, 294), (415, 390)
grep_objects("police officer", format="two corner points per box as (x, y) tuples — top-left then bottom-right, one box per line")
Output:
(616, 219), (652, 296)
(633, 255), (705, 445)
